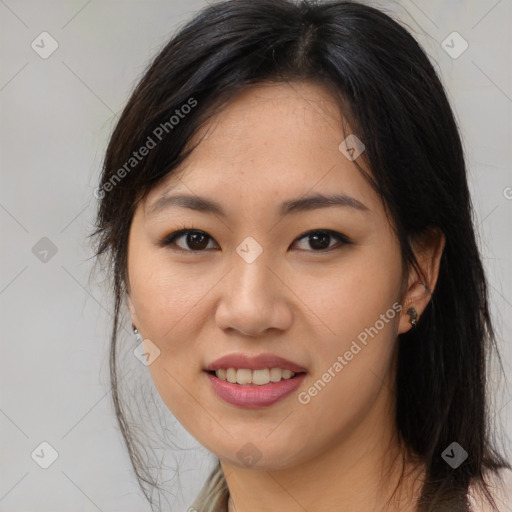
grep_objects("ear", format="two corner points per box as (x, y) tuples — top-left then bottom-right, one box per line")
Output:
(398, 227), (445, 334)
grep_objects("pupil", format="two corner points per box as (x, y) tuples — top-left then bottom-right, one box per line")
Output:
(310, 232), (330, 250)
(189, 232), (208, 250)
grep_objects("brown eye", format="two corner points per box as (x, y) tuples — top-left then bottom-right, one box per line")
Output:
(162, 230), (217, 251)
(293, 230), (350, 252)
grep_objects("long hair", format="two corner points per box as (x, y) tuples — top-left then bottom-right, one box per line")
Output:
(91, 1), (510, 510)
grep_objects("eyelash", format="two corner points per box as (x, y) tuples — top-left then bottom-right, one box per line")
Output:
(159, 227), (351, 253)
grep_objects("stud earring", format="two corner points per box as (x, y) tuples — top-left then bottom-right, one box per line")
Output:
(132, 324), (143, 343)
(407, 307), (418, 327)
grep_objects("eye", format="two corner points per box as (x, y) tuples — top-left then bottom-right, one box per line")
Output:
(292, 229), (351, 252)
(161, 229), (218, 252)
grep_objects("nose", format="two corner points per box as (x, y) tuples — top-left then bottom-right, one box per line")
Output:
(214, 248), (293, 337)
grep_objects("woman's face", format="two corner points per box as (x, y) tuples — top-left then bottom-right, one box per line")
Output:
(127, 81), (414, 469)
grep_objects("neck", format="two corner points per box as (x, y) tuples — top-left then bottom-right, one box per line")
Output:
(221, 379), (425, 512)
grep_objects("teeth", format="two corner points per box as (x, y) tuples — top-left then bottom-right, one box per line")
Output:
(226, 368), (236, 383)
(236, 368), (252, 385)
(215, 368), (296, 385)
(253, 368), (270, 385)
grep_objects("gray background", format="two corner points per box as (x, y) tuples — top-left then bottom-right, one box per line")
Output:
(1, 1), (511, 511)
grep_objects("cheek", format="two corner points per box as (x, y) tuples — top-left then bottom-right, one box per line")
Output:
(294, 244), (402, 416)
(295, 241), (403, 347)
(293, 322), (400, 458)
(127, 249), (223, 412)
(129, 253), (216, 343)
(128, 256), (214, 424)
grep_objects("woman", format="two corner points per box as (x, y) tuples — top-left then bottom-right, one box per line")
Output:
(92, 1), (512, 510)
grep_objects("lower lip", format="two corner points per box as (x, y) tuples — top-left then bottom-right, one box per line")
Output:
(205, 371), (307, 408)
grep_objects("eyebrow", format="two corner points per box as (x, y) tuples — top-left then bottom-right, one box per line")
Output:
(148, 192), (369, 218)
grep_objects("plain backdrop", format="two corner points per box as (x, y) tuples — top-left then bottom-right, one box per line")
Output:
(1, 1), (511, 511)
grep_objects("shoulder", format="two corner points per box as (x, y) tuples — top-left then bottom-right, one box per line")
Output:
(467, 467), (512, 512)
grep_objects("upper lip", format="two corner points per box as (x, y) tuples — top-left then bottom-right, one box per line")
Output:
(204, 353), (307, 373)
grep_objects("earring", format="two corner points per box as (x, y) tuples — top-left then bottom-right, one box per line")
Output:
(407, 307), (418, 327)
(132, 324), (143, 343)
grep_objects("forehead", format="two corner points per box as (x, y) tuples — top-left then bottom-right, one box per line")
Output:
(144, 81), (377, 216)
(184, 81), (346, 166)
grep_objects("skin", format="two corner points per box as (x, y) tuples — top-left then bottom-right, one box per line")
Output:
(126, 81), (445, 511)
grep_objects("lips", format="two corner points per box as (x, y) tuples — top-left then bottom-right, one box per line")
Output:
(204, 353), (307, 373)
(205, 371), (307, 408)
